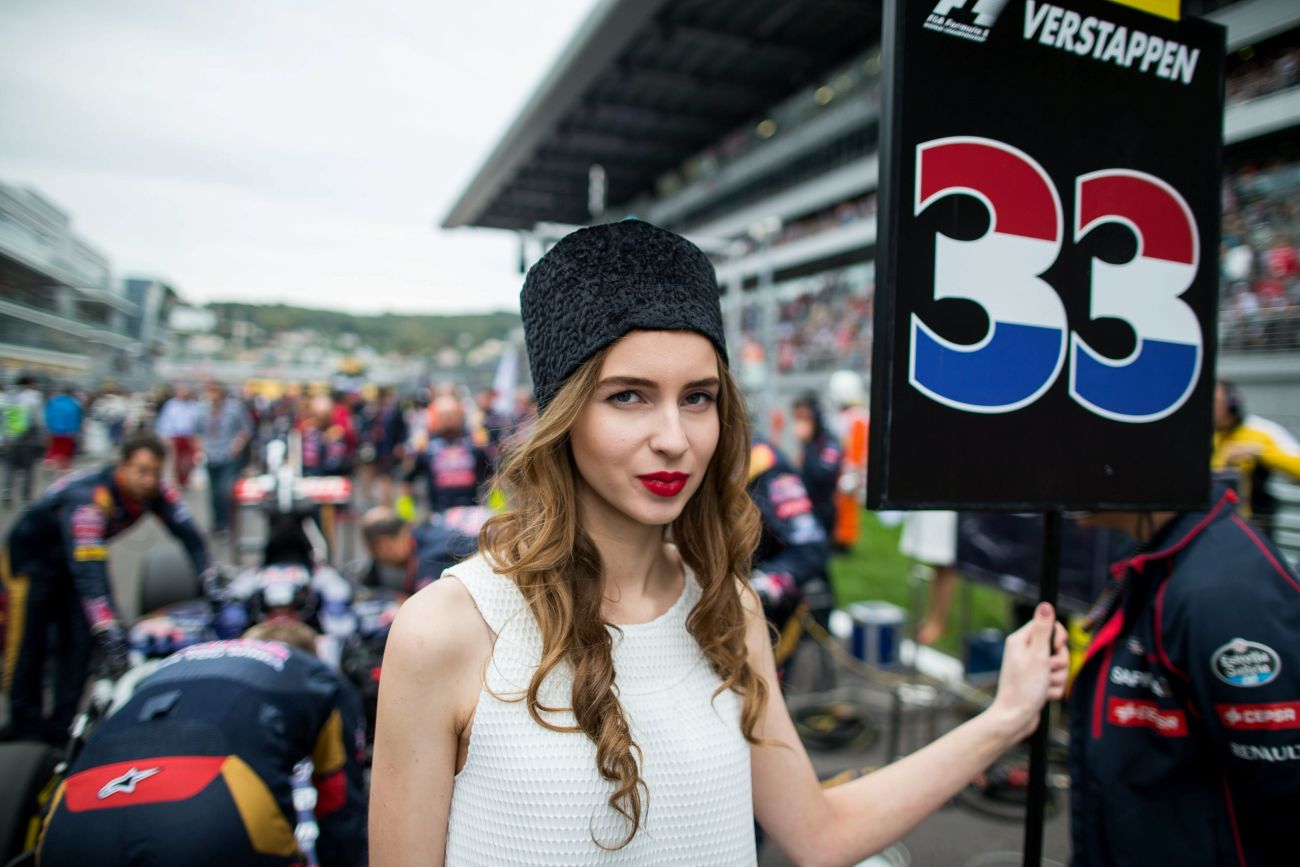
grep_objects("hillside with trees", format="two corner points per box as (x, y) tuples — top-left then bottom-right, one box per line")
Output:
(210, 302), (520, 356)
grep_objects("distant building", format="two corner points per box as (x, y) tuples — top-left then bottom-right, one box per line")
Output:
(123, 276), (181, 368)
(0, 180), (142, 385)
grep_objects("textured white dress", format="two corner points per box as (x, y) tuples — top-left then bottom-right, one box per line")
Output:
(443, 551), (757, 866)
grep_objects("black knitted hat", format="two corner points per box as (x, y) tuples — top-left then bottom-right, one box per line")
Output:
(521, 220), (728, 411)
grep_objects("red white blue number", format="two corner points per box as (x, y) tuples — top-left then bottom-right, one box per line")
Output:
(908, 137), (1202, 423)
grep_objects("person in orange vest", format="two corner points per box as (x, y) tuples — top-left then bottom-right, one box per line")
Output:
(828, 370), (869, 551)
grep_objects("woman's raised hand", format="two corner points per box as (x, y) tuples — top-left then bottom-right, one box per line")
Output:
(989, 603), (1070, 742)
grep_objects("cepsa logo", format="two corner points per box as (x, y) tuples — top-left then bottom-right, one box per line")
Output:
(925, 0), (1012, 43)
(1107, 697), (1188, 736)
(1217, 701), (1300, 731)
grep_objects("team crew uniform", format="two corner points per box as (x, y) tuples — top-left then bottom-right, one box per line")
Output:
(1069, 489), (1300, 866)
(38, 640), (367, 867)
(359, 399), (408, 475)
(404, 432), (490, 514)
(2, 466), (209, 742)
(797, 431), (842, 538)
(747, 439), (831, 636)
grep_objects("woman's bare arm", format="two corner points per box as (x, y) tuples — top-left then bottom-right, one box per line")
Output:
(750, 595), (1068, 867)
(368, 575), (491, 867)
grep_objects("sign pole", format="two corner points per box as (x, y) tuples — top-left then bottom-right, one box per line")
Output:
(1023, 511), (1062, 867)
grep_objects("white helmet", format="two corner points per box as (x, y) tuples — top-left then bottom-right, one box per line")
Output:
(828, 370), (866, 407)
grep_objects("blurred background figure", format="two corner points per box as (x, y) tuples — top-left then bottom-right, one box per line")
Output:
(91, 389), (128, 449)
(828, 370), (869, 552)
(155, 384), (201, 489)
(197, 382), (254, 538)
(43, 386), (83, 474)
(300, 393), (356, 477)
(357, 386), (407, 508)
(1212, 379), (1300, 540)
(401, 394), (489, 517)
(747, 435), (832, 681)
(791, 392), (842, 540)
(899, 511), (962, 646)
(359, 504), (489, 594)
(470, 387), (510, 470)
(1, 375), (46, 507)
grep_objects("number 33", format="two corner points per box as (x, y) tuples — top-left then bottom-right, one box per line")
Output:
(908, 136), (1201, 423)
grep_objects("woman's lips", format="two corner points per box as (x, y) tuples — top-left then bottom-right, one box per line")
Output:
(637, 472), (689, 497)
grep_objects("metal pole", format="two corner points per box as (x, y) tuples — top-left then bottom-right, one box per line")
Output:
(1023, 511), (1062, 866)
(726, 273), (744, 373)
(759, 237), (777, 440)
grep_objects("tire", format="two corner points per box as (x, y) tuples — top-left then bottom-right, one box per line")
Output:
(0, 742), (60, 861)
(138, 545), (199, 615)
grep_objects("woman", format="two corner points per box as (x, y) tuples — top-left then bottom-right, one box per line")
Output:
(370, 220), (1067, 866)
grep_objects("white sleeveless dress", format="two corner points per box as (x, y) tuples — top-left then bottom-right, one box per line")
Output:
(443, 552), (757, 866)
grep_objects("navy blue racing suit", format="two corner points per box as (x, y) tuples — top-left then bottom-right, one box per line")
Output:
(2, 465), (209, 742)
(1069, 488), (1300, 866)
(798, 433), (842, 539)
(405, 432), (490, 514)
(38, 640), (366, 867)
(747, 439), (831, 637)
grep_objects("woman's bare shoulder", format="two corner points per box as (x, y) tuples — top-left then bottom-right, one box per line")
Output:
(385, 574), (493, 677)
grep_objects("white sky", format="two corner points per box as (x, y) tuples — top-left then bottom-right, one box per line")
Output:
(0, 0), (602, 314)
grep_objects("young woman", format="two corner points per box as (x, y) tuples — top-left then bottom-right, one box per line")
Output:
(370, 220), (1068, 866)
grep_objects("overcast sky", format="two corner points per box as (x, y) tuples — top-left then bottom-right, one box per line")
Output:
(0, 0), (601, 314)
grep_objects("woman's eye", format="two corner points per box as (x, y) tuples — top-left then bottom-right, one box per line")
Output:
(683, 392), (716, 408)
(609, 390), (641, 405)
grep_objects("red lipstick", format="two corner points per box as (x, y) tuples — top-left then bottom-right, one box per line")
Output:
(637, 472), (689, 497)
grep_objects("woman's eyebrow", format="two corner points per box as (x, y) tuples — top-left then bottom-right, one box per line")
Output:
(598, 376), (720, 389)
(598, 376), (656, 388)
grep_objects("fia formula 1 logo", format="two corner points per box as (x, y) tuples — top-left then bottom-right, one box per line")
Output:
(925, 0), (1012, 43)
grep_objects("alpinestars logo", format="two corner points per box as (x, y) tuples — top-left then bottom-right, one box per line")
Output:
(98, 766), (161, 800)
(925, 0), (1012, 43)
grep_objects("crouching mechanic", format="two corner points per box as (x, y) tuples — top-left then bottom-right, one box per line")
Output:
(359, 505), (491, 594)
(1071, 487), (1300, 866)
(37, 621), (366, 867)
(2, 433), (209, 743)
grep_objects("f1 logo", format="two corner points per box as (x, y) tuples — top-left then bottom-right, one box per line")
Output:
(930, 0), (1012, 27)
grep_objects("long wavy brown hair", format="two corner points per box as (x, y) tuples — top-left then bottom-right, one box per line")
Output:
(478, 341), (765, 849)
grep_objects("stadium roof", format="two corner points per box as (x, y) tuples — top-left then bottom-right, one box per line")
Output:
(442, 0), (880, 231)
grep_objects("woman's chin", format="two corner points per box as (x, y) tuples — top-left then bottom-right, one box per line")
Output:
(621, 495), (689, 528)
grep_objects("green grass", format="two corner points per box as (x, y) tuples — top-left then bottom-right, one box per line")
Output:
(827, 509), (1011, 658)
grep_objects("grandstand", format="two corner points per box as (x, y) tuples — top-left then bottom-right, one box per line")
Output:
(0, 180), (144, 386)
(445, 0), (1300, 437)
